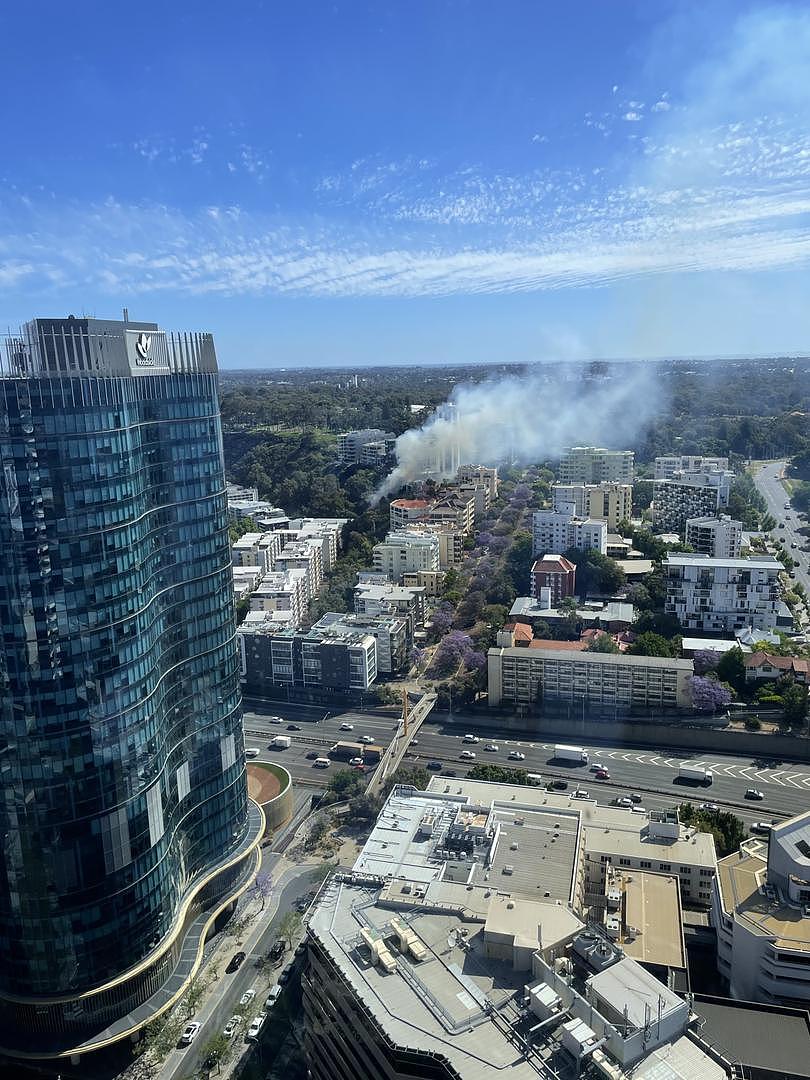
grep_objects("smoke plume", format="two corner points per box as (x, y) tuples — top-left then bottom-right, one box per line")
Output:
(373, 364), (663, 502)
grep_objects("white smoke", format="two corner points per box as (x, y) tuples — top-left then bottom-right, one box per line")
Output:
(373, 364), (663, 502)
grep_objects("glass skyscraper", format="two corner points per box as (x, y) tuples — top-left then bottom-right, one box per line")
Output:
(0, 317), (262, 1060)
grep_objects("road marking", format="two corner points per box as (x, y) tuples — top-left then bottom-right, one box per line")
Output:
(785, 774), (806, 787)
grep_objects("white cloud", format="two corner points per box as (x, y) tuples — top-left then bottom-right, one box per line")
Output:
(651, 99), (671, 112)
(623, 111), (642, 122)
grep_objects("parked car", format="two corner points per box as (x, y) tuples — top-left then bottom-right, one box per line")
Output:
(223, 1015), (243, 1039)
(745, 788), (765, 800)
(427, 760), (443, 770)
(178, 1021), (201, 1047)
(484, 743), (499, 752)
(572, 789), (589, 799)
(265, 985), (282, 1009)
(239, 988), (256, 1007)
(460, 750), (476, 760)
(246, 1016), (265, 1042)
(360, 734), (375, 743)
(508, 750), (525, 761)
(340, 722), (354, 731)
(226, 951), (246, 973)
(269, 940), (286, 962)
(244, 748), (261, 758)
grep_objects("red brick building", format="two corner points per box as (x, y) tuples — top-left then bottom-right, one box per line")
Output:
(530, 554), (576, 603)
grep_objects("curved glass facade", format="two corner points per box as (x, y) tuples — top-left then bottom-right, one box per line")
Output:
(0, 319), (251, 1049)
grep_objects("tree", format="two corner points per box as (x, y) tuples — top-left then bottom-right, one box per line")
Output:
(678, 803), (746, 857)
(277, 909), (303, 950)
(693, 649), (721, 674)
(251, 870), (274, 911)
(378, 764), (430, 801)
(200, 1034), (230, 1074)
(503, 530), (534, 594)
(782, 683), (809, 727)
(716, 646), (747, 694)
(690, 674), (732, 712)
(587, 632), (620, 653)
(628, 632), (678, 658)
(326, 768), (366, 802)
(467, 764), (531, 785)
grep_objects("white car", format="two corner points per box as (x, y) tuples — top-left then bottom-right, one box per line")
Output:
(349, 756), (364, 766)
(265, 984), (282, 1009)
(462, 734), (479, 743)
(484, 743), (499, 752)
(269, 716), (284, 724)
(460, 750), (476, 760)
(239, 988), (256, 1007)
(508, 750), (525, 761)
(223, 1015), (243, 1039)
(614, 797), (633, 809)
(360, 734), (375, 743)
(340, 722), (354, 731)
(246, 1015), (265, 1042)
(244, 747), (261, 758)
(572, 789), (589, 799)
(179, 1021), (201, 1046)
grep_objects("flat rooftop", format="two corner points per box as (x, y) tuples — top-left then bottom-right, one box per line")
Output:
(718, 845), (810, 952)
(694, 997), (810, 1078)
(611, 870), (685, 970)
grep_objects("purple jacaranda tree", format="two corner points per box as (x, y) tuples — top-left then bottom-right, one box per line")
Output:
(692, 649), (721, 675)
(690, 675), (732, 712)
(476, 531), (495, 549)
(251, 870), (274, 910)
(430, 607), (454, 635)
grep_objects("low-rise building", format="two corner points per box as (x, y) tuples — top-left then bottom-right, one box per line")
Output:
(713, 810), (810, 1006)
(311, 611), (410, 674)
(685, 514), (743, 559)
(402, 568), (446, 596)
(389, 497), (431, 529)
(664, 554), (782, 633)
(552, 482), (633, 531)
(530, 554), (576, 603)
(532, 504), (607, 557)
(654, 455), (729, 480)
(559, 446), (635, 484)
(336, 428), (396, 464)
(744, 651), (810, 683)
(225, 482), (260, 503)
(600, 864), (687, 981)
(354, 579), (426, 635)
(238, 622), (377, 698)
(509, 595), (635, 631)
(249, 568), (308, 627)
(231, 530), (284, 573)
(232, 564), (263, 602)
(488, 635), (694, 710)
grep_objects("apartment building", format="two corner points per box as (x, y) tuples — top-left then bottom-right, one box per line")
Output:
(653, 478), (723, 534)
(488, 636), (694, 709)
(237, 622), (377, 697)
(274, 540), (324, 602)
(336, 428), (396, 464)
(354, 579), (426, 635)
(303, 783), (728, 1080)
(401, 569), (446, 596)
(428, 491), (476, 535)
(312, 611), (410, 673)
(389, 498), (431, 529)
(457, 463), (499, 500)
(532, 504), (607, 556)
(248, 568), (308, 627)
(225, 482), (259, 503)
(227, 499), (289, 529)
(372, 529), (441, 581)
(664, 554), (782, 633)
(231, 529), (284, 574)
(559, 446), (634, 484)
(654, 454), (729, 480)
(552, 482), (633, 530)
(455, 480), (491, 519)
(685, 515), (743, 559)
(530, 554), (576, 603)
(285, 517), (346, 571)
(713, 811), (810, 1006)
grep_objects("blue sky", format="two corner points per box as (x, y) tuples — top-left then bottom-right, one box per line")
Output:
(2, 1), (810, 367)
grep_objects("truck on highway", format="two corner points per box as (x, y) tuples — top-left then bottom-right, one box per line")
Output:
(553, 744), (589, 765)
(270, 735), (291, 749)
(329, 740), (383, 763)
(678, 762), (713, 784)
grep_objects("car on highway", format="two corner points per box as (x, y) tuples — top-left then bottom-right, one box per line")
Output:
(444, 769), (457, 777)
(223, 1015), (243, 1039)
(700, 802), (719, 812)
(785, 502), (792, 509)
(349, 756), (364, 766)
(594, 768), (610, 780)
(614, 797), (633, 808)
(572, 789), (589, 799)
(239, 988), (256, 1007)
(484, 743), (499, 752)
(244, 747), (261, 758)
(360, 734), (375, 743)
(265, 985), (282, 1009)
(226, 951), (246, 973)
(178, 1021), (201, 1047)
(306, 750), (319, 759)
(288, 723), (301, 731)
(750, 821), (774, 836)
(246, 1015), (265, 1042)
(427, 760), (443, 770)
(508, 750), (525, 761)
(269, 716), (284, 724)
(791, 542), (798, 548)
(463, 734), (480, 743)
(547, 779), (568, 790)
(460, 750), (476, 760)
(589, 763), (603, 772)
(629, 793), (642, 804)
(745, 788), (765, 800)
(340, 722), (354, 731)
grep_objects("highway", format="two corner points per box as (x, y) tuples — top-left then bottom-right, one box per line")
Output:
(753, 458), (810, 600)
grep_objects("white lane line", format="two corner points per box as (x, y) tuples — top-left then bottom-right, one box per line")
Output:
(755, 771), (775, 784)
(661, 759), (678, 769)
(739, 767), (757, 780)
(785, 774), (807, 787)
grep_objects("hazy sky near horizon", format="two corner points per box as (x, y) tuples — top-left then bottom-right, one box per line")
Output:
(2, 1), (810, 368)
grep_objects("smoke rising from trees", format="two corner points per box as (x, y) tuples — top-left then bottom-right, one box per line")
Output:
(374, 365), (664, 501)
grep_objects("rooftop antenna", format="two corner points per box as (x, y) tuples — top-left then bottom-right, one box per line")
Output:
(122, 307), (129, 324)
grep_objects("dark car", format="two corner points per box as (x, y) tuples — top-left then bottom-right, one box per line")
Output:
(226, 951), (246, 973)
(426, 760), (443, 770)
(269, 940), (287, 962)
(629, 793), (642, 804)
(288, 723), (301, 731)
(547, 779), (568, 791)
(306, 750), (319, 759)
(444, 769), (457, 777)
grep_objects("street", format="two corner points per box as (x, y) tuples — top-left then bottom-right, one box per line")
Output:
(753, 459), (810, 601)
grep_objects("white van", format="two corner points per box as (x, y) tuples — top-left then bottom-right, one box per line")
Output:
(313, 757), (330, 768)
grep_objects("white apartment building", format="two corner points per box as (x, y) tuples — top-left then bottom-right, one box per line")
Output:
(664, 554), (782, 633)
(685, 515), (743, 559)
(428, 492), (476, 535)
(286, 517), (346, 571)
(225, 483), (259, 503)
(389, 498), (432, 529)
(457, 463), (499, 500)
(274, 540), (324, 602)
(532, 503), (607, 556)
(455, 480), (490, 519)
(552, 482), (633, 531)
(312, 611), (410, 673)
(231, 530), (284, 574)
(248, 568), (308, 626)
(653, 478), (723, 534)
(336, 428), (396, 464)
(654, 454), (729, 480)
(559, 446), (634, 485)
(354, 579), (426, 633)
(372, 530), (441, 582)
(714, 811), (810, 1006)
(488, 639), (694, 710)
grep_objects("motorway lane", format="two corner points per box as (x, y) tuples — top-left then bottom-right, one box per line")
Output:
(753, 459), (810, 599)
(411, 725), (810, 819)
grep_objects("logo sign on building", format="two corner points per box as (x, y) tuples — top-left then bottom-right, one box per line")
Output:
(135, 332), (153, 364)
(125, 329), (169, 373)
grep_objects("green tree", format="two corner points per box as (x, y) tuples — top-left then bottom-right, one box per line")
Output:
(326, 768), (366, 802)
(467, 764), (531, 784)
(628, 631), (678, 658)
(716, 647), (747, 694)
(678, 803), (746, 858)
(587, 632), (620, 653)
(782, 683), (809, 727)
(277, 909), (303, 950)
(200, 1034), (230, 1073)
